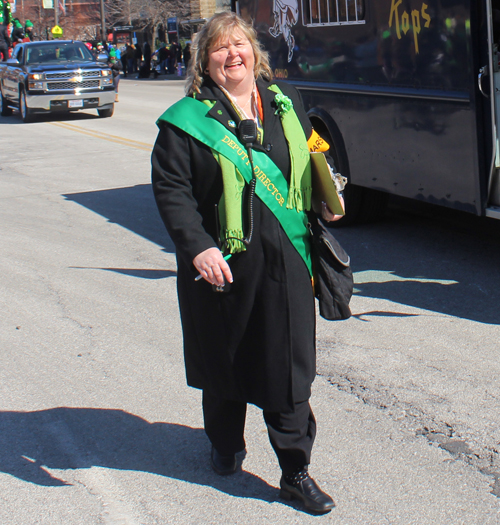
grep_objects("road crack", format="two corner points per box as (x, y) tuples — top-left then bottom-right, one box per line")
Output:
(320, 368), (500, 498)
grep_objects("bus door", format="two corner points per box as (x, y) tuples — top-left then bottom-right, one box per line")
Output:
(483, 0), (500, 215)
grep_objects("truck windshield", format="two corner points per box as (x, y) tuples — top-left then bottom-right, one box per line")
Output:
(26, 44), (95, 64)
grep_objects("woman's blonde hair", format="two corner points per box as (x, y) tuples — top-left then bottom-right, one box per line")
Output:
(185, 11), (273, 96)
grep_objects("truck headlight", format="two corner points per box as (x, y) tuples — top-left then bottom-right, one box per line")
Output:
(29, 81), (44, 89)
(28, 73), (44, 80)
(102, 77), (113, 86)
(101, 70), (112, 77)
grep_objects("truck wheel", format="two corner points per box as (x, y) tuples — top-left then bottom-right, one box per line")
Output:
(0, 89), (12, 116)
(19, 90), (33, 123)
(97, 105), (114, 118)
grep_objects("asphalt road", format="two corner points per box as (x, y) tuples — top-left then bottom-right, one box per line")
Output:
(1, 77), (499, 524)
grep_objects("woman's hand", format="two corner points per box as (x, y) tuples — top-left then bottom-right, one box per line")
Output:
(193, 247), (233, 286)
(321, 195), (345, 222)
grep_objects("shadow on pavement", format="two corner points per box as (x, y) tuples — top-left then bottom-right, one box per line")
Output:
(0, 407), (281, 504)
(63, 184), (175, 253)
(331, 200), (500, 324)
(63, 183), (500, 324)
(0, 109), (103, 125)
(69, 267), (177, 279)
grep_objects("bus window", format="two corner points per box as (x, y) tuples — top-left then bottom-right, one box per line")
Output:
(302, 0), (365, 26)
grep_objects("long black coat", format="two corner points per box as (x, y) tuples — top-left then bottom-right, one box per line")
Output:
(151, 78), (316, 413)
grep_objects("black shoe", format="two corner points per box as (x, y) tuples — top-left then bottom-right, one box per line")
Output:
(210, 446), (237, 476)
(280, 468), (335, 514)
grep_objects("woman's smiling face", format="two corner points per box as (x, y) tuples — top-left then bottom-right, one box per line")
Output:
(207, 30), (255, 90)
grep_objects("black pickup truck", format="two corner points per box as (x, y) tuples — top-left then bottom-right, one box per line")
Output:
(0, 40), (116, 122)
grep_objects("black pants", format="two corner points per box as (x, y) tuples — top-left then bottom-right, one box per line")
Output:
(202, 391), (316, 475)
(0, 44), (8, 62)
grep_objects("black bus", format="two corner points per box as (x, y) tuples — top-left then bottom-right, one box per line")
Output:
(234, 0), (500, 221)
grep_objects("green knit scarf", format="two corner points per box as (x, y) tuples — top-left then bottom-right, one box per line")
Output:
(268, 84), (312, 212)
(203, 85), (312, 253)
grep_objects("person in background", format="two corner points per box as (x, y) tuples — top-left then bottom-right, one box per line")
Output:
(143, 40), (151, 77)
(176, 41), (183, 75)
(150, 47), (159, 78)
(121, 46), (128, 77)
(158, 43), (168, 75)
(108, 48), (122, 102)
(23, 19), (33, 41)
(96, 42), (106, 58)
(151, 11), (342, 515)
(183, 43), (191, 69)
(133, 43), (142, 73)
(169, 40), (179, 74)
(121, 43), (132, 77)
(165, 44), (172, 74)
(0, 20), (10, 61)
(0, 0), (10, 60)
(11, 18), (23, 46)
(127, 44), (136, 74)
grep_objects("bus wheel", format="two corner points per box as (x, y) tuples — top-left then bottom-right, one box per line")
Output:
(342, 185), (389, 225)
(310, 116), (388, 225)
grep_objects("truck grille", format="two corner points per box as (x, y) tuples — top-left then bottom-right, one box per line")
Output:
(47, 80), (100, 90)
(46, 71), (100, 79)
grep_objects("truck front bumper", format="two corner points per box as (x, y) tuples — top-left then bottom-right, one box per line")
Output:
(26, 90), (115, 111)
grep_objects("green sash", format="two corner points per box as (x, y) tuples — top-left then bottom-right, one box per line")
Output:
(157, 97), (312, 275)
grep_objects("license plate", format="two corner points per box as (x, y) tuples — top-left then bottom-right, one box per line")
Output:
(68, 99), (83, 108)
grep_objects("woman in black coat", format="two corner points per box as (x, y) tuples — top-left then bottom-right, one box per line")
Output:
(151, 12), (343, 514)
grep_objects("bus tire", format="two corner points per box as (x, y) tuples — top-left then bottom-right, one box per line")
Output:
(349, 185), (389, 225)
(309, 111), (387, 225)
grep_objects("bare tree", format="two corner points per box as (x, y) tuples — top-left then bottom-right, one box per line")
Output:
(20, 0), (102, 41)
(105, 0), (142, 27)
(106, 0), (190, 35)
(17, 0), (190, 43)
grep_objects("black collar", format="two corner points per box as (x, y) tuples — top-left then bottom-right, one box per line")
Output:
(195, 77), (279, 144)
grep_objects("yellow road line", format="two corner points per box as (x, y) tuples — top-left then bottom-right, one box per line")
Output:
(49, 121), (153, 151)
(53, 120), (152, 146)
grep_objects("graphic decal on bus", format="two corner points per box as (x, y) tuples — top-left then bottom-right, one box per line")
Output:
(269, 0), (299, 62)
(389, 0), (431, 54)
(269, 0), (367, 62)
(268, 0), (432, 64)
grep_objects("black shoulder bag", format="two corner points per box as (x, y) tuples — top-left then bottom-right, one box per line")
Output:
(309, 218), (353, 320)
